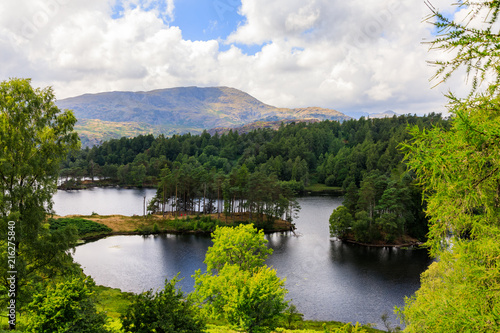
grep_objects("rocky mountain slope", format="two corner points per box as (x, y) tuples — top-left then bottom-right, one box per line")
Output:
(56, 86), (351, 145)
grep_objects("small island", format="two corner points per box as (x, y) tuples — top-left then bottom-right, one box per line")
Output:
(50, 212), (296, 242)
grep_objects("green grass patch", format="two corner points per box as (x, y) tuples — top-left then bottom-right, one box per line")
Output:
(305, 183), (343, 193)
(94, 285), (135, 332)
(204, 320), (384, 332)
(49, 217), (112, 236)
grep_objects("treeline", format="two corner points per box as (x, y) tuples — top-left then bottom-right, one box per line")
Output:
(148, 164), (301, 224)
(62, 113), (446, 188)
(330, 170), (426, 243)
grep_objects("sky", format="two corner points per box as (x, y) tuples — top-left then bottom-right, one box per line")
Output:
(0, 0), (468, 116)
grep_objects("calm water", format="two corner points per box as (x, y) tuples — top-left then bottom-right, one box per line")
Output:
(53, 187), (157, 216)
(54, 189), (431, 328)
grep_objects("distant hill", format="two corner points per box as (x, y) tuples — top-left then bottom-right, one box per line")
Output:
(368, 110), (399, 119)
(56, 87), (351, 145)
(74, 119), (163, 148)
(207, 118), (321, 136)
(342, 111), (370, 119)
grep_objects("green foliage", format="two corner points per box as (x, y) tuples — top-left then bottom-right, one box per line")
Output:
(49, 218), (112, 236)
(62, 114), (446, 241)
(329, 206), (353, 239)
(399, 96), (500, 332)
(352, 211), (373, 243)
(61, 114), (443, 193)
(0, 78), (80, 323)
(204, 224), (273, 273)
(424, 0), (500, 92)
(121, 275), (205, 333)
(398, 2), (500, 331)
(26, 277), (109, 333)
(194, 264), (288, 333)
(323, 322), (369, 333)
(403, 96), (500, 256)
(163, 216), (224, 233)
(398, 239), (500, 332)
(92, 285), (135, 332)
(330, 170), (425, 243)
(324, 175), (337, 187)
(282, 303), (304, 329)
(193, 224), (288, 333)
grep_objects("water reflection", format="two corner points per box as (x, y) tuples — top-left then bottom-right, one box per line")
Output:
(53, 187), (157, 216)
(70, 193), (432, 329)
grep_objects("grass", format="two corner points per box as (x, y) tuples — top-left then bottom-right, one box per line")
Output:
(94, 284), (385, 333)
(94, 285), (135, 332)
(54, 212), (294, 241)
(304, 183), (343, 193)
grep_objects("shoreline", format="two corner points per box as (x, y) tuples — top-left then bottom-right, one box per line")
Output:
(58, 180), (345, 196)
(56, 213), (423, 248)
(342, 238), (424, 248)
(54, 213), (296, 242)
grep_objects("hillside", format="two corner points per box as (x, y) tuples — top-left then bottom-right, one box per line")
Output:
(75, 119), (164, 147)
(368, 110), (399, 119)
(207, 118), (321, 136)
(56, 86), (350, 145)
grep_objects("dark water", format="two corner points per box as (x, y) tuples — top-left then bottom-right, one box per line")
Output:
(56, 190), (431, 328)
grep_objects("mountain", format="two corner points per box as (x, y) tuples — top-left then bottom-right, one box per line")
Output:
(207, 118), (321, 136)
(342, 111), (370, 119)
(368, 110), (399, 119)
(56, 87), (351, 145)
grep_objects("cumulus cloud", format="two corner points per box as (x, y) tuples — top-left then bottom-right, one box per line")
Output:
(0, 0), (465, 115)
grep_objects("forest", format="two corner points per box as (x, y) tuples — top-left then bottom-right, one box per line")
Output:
(60, 113), (449, 241)
(61, 113), (446, 189)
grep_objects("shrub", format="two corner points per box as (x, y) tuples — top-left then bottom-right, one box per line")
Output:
(49, 218), (112, 236)
(325, 175), (337, 187)
(121, 275), (205, 333)
(26, 277), (109, 333)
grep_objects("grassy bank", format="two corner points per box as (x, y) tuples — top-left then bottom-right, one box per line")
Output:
(50, 213), (295, 241)
(93, 286), (385, 333)
(0, 275), (390, 333)
(304, 183), (343, 195)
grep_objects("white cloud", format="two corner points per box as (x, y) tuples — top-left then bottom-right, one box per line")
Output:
(0, 0), (466, 116)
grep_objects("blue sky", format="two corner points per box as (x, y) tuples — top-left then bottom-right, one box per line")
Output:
(173, 0), (242, 40)
(172, 0), (260, 53)
(111, 0), (259, 53)
(0, 0), (464, 116)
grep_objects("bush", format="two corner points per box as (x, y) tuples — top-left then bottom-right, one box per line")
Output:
(282, 303), (304, 329)
(26, 277), (109, 333)
(49, 218), (112, 236)
(121, 275), (205, 333)
(325, 175), (337, 187)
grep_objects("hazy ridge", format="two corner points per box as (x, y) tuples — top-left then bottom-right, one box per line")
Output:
(57, 86), (351, 145)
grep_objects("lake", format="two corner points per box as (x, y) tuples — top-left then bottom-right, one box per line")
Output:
(53, 187), (158, 216)
(54, 188), (432, 329)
